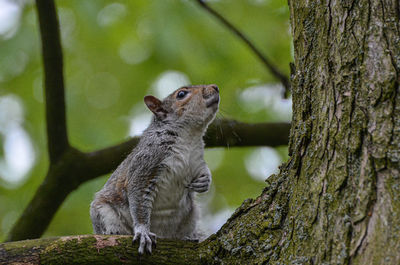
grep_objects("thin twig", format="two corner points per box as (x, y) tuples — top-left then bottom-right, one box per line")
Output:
(36, 0), (69, 163)
(195, 0), (290, 97)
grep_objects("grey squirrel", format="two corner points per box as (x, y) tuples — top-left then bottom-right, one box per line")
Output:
(90, 84), (220, 254)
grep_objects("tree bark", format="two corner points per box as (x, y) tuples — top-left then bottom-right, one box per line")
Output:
(2, 0), (400, 264)
(0, 235), (200, 264)
(282, 0), (400, 263)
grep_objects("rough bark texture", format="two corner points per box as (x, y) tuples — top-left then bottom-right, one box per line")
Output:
(2, 1), (400, 264)
(284, 0), (400, 263)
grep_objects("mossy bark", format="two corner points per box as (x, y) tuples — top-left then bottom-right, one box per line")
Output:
(2, 1), (400, 264)
(0, 235), (200, 264)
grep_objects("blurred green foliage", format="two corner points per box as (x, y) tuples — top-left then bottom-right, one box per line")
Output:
(0, 0), (291, 240)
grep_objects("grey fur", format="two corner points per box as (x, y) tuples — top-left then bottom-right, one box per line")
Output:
(90, 84), (219, 254)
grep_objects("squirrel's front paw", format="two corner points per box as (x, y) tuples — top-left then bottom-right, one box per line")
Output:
(187, 174), (211, 193)
(133, 225), (156, 254)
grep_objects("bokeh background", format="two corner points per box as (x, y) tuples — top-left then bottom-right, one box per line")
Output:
(0, 0), (291, 241)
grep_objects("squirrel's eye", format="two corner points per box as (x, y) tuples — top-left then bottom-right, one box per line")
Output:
(176, 90), (188, 99)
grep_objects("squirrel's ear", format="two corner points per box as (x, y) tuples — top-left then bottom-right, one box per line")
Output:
(144, 95), (167, 119)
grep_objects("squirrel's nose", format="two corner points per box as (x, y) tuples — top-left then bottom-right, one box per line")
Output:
(208, 84), (219, 93)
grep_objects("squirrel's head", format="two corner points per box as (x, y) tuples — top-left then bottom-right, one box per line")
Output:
(144, 84), (219, 130)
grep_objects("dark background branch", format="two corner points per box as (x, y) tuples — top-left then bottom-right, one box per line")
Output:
(195, 0), (291, 97)
(6, 148), (86, 242)
(205, 119), (290, 148)
(84, 119), (290, 181)
(36, 0), (69, 163)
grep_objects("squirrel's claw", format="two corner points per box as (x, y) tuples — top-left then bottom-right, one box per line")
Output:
(133, 226), (156, 255)
(188, 175), (211, 193)
(140, 234), (152, 254)
(149, 232), (157, 247)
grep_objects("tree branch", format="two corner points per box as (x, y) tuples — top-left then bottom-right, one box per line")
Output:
(0, 235), (201, 264)
(195, 0), (291, 97)
(6, 148), (86, 242)
(36, 0), (69, 163)
(1, 171), (286, 264)
(83, 119), (290, 181)
(205, 119), (290, 147)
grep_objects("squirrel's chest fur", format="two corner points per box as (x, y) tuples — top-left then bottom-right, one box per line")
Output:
(150, 138), (203, 235)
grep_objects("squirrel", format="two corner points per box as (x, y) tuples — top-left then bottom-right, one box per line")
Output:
(90, 84), (220, 254)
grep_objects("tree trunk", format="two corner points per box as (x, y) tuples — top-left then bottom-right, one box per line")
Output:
(283, 0), (400, 263)
(2, 1), (399, 264)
